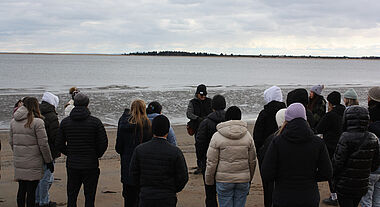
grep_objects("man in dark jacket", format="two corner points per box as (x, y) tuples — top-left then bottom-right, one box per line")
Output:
(195, 94), (226, 207)
(316, 91), (346, 206)
(129, 115), (188, 207)
(36, 92), (60, 207)
(187, 84), (212, 174)
(332, 106), (380, 207)
(286, 88), (316, 129)
(56, 92), (108, 207)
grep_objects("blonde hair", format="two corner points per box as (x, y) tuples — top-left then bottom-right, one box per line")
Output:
(128, 100), (151, 143)
(275, 121), (288, 136)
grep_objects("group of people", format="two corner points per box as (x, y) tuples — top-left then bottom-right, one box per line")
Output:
(5, 83), (380, 207)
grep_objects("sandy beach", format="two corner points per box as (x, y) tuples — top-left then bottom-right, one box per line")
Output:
(0, 124), (331, 207)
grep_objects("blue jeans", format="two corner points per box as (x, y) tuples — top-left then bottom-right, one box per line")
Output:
(35, 163), (54, 205)
(216, 182), (250, 207)
(361, 174), (380, 207)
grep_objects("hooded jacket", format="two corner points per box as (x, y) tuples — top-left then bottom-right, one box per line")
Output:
(40, 101), (60, 159)
(262, 118), (332, 207)
(332, 106), (380, 197)
(10, 106), (53, 181)
(286, 88), (316, 129)
(195, 110), (226, 171)
(56, 106), (108, 169)
(205, 120), (256, 185)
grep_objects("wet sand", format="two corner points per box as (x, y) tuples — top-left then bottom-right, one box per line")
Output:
(0, 124), (331, 206)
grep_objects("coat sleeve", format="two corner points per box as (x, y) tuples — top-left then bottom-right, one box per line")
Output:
(253, 111), (265, 150)
(205, 135), (219, 185)
(261, 138), (278, 183)
(35, 120), (53, 163)
(371, 138), (380, 172)
(129, 148), (140, 186)
(315, 113), (329, 135)
(175, 148), (189, 192)
(95, 120), (108, 158)
(55, 122), (68, 155)
(316, 142), (333, 182)
(115, 122), (124, 155)
(186, 100), (198, 120)
(167, 127), (177, 146)
(46, 114), (59, 154)
(248, 137), (257, 182)
(332, 135), (350, 177)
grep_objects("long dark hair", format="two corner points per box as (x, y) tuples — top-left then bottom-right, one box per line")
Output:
(22, 97), (42, 128)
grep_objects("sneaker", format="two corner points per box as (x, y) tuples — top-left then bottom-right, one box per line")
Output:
(323, 197), (338, 206)
(40, 201), (57, 207)
(193, 168), (202, 175)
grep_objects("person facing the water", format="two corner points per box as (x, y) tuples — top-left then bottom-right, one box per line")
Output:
(56, 92), (108, 207)
(10, 97), (54, 207)
(187, 84), (212, 174)
(64, 87), (79, 117)
(343, 88), (359, 107)
(115, 99), (152, 207)
(308, 84), (326, 127)
(129, 115), (188, 207)
(205, 106), (256, 207)
(146, 101), (177, 146)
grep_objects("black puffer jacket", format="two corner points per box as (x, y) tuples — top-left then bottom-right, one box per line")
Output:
(115, 109), (152, 184)
(316, 104), (346, 159)
(129, 137), (188, 200)
(262, 118), (332, 207)
(253, 101), (286, 153)
(40, 101), (61, 159)
(56, 106), (108, 169)
(332, 106), (380, 197)
(195, 110), (225, 171)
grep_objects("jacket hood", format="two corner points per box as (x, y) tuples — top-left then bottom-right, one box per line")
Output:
(207, 110), (226, 123)
(217, 120), (248, 140)
(343, 106), (369, 132)
(69, 106), (90, 120)
(286, 88), (309, 107)
(42, 92), (59, 108)
(332, 104), (346, 117)
(13, 106), (28, 121)
(282, 118), (314, 143)
(40, 101), (56, 115)
(264, 86), (283, 104)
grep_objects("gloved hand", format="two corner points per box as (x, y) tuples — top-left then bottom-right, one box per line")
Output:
(46, 162), (54, 173)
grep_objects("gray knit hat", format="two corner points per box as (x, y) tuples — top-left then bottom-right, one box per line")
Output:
(74, 92), (90, 106)
(369, 86), (380, 102)
(311, 85), (324, 95)
(344, 88), (358, 100)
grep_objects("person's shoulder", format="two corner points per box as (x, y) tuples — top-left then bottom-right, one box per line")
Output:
(33, 117), (45, 126)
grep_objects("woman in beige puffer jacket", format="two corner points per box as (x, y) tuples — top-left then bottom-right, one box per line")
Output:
(205, 106), (256, 207)
(10, 97), (52, 207)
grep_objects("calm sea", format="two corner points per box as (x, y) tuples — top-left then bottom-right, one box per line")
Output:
(0, 54), (379, 129)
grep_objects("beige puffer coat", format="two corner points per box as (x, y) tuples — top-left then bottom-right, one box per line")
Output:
(9, 106), (53, 181)
(205, 120), (256, 185)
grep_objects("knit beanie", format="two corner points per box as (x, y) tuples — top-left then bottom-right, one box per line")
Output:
(369, 86), (380, 102)
(327, 91), (341, 106)
(311, 85), (324, 95)
(42, 92), (59, 108)
(275, 108), (286, 128)
(74, 92), (90, 107)
(196, 84), (207, 95)
(152, 115), (170, 137)
(264, 86), (283, 104)
(212, 95), (226, 110)
(286, 88), (309, 107)
(147, 101), (162, 114)
(225, 106), (241, 121)
(285, 103), (307, 122)
(344, 88), (358, 100)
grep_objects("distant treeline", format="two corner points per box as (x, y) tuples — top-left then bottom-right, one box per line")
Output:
(124, 51), (380, 59)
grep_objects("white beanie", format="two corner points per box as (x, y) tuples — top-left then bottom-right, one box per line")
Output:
(264, 86), (283, 104)
(42, 92), (59, 108)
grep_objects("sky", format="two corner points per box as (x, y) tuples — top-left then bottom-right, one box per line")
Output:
(1, 0), (380, 56)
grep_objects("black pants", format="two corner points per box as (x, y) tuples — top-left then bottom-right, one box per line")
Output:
(122, 183), (139, 207)
(258, 158), (274, 207)
(337, 194), (361, 207)
(202, 172), (218, 207)
(139, 197), (177, 207)
(17, 180), (39, 207)
(67, 168), (100, 207)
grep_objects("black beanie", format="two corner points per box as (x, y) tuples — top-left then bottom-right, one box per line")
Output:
(74, 92), (89, 107)
(147, 101), (162, 114)
(212, 95), (226, 110)
(286, 88), (308, 107)
(196, 84), (207, 95)
(225, 106), (241, 121)
(152, 115), (170, 137)
(327, 91), (341, 106)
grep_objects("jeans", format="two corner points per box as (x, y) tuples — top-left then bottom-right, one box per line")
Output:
(216, 182), (250, 207)
(35, 163), (54, 205)
(338, 194), (361, 207)
(17, 180), (39, 207)
(67, 168), (100, 207)
(361, 173), (380, 207)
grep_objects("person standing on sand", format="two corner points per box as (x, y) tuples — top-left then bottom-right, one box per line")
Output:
(343, 88), (359, 107)
(129, 115), (188, 207)
(187, 84), (212, 174)
(316, 91), (345, 206)
(115, 100), (152, 207)
(308, 85), (326, 128)
(35, 92), (60, 207)
(10, 97), (54, 207)
(196, 94), (226, 207)
(146, 101), (177, 146)
(262, 103), (332, 207)
(64, 87), (79, 117)
(56, 93), (108, 207)
(205, 106), (256, 207)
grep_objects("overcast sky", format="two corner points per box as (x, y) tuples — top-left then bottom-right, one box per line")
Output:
(1, 0), (379, 56)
